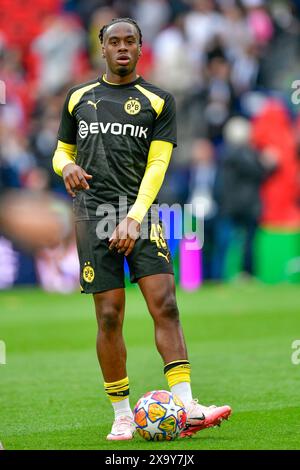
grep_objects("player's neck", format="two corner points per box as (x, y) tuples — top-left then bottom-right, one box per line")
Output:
(103, 71), (138, 85)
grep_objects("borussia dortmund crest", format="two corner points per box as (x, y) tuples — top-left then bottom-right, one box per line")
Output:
(83, 262), (95, 283)
(124, 97), (141, 115)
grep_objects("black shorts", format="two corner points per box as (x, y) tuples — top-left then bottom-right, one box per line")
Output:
(75, 220), (174, 294)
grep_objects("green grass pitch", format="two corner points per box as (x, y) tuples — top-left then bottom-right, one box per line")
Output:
(0, 283), (300, 450)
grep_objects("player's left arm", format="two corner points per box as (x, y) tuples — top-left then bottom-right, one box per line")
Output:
(127, 140), (173, 223)
(109, 140), (173, 256)
(109, 92), (177, 256)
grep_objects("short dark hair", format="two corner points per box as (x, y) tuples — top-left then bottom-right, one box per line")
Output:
(99, 17), (142, 46)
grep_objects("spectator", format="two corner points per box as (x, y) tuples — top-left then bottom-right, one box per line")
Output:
(135, 0), (171, 43)
(213, 116), (277, 279)
(35, 234), (80, 293)
(0, 237), (19, 289)
(188, 138), (217, 279)
(31, 14), (86, 94)
(184, 0), (225, 68)
(152, 13), (196, 94)
(242, 0), (274, 46)
(252, 99), (300, 227)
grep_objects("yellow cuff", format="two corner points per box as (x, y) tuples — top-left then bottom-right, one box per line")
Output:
(104, 376), (130, 403)
(52, 140), (77, 176)
(127, 200), (148, 224)
(164, 361), (191, 388)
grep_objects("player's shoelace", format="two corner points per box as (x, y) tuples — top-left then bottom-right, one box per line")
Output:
(109, 416), (135, 436)
(187, 399), (213, 418)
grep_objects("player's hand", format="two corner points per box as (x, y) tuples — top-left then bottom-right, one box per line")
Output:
(62, 163), (93, 197)
(109, 217), (141, 257)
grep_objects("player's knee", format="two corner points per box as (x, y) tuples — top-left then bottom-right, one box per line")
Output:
(156, 295), (179, 323)
(98, 307), (122, 333)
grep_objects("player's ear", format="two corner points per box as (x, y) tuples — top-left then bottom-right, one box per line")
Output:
(102, 46), (106, 59)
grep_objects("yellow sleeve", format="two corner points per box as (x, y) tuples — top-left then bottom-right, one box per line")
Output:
(52, 140), (77, 177)
(127, 140), (173, 224)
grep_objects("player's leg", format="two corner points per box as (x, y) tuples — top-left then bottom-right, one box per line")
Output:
(94, 288), (135, 440)
(138, 273), (231, 437)
(94, 288), (127, 383)
(137, 274), (187, 363)
(75, 220), (135, 440)
(138, 273), (192, 402)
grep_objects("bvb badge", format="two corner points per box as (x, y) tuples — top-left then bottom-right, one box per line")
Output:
(83, 262), (95, 283)
(124, 97), (141, 115)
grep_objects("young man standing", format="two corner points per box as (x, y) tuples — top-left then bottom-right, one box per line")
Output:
(53, 18), (231, 440)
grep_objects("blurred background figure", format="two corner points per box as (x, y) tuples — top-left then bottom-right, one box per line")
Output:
(31, 14), (86, 95)
(188, 138), (217, 280)
(0, 0), (300, 290)
(0, 190), (72, 252)
(0, 236), (18, 289)
(152, 13), (195, 97)
(35, 232), (80, 294)
(252, 99), (300, 227)
(213, 116), (277, 280)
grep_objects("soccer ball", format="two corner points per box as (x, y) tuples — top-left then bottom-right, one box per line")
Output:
(133, 390), (187, 441)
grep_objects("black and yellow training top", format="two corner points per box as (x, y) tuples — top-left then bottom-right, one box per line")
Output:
(53, 75), (177, 222)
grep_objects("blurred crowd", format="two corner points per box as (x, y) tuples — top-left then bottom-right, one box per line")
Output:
(1, 0), (300, 290)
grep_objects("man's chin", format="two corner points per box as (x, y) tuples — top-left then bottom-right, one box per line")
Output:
(116, 66), (132, 77)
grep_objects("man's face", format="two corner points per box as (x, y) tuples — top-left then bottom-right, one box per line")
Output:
(102, 22), (141, 77)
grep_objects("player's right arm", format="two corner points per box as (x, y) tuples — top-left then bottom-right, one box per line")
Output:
(53, 140), (92, 197)
(53, 89), (92, 197)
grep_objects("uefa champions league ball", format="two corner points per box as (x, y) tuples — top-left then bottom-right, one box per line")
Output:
(133, 390), (187, 441)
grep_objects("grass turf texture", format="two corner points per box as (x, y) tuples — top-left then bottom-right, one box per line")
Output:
(0, 283), (299, 450)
